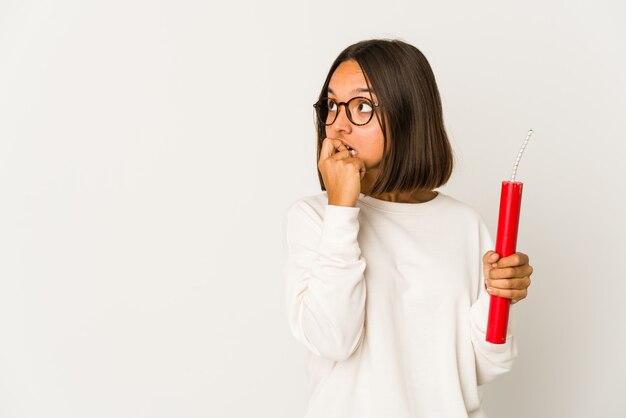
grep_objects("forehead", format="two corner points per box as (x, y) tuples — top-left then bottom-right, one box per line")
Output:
(328, 60), (370, 96)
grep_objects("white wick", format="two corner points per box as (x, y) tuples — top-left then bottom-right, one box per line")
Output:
(511, 129), (534, 182)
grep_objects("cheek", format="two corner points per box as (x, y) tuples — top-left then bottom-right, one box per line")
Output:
(356, 130), (384, 167)
(325, 126), (337, 138)
(374, 132), (385, 153)
(366, 128), (385, 157)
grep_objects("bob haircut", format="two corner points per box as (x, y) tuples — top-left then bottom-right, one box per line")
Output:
(315, 39), (454, 196)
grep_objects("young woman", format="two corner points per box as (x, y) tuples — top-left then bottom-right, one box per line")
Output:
(283, 39), (534, 418)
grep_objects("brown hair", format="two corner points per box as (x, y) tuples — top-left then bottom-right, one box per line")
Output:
(315, 38), (454, 196)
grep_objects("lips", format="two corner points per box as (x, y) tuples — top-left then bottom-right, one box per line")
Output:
(341, 141), (357, 153)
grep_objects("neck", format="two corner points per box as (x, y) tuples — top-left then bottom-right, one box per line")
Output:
(360, 168), (438, 204)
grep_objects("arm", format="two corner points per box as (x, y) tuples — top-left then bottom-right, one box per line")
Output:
(283, 200), (367, 362)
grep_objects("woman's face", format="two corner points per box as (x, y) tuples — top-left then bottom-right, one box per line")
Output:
(325, 59), (385, 171)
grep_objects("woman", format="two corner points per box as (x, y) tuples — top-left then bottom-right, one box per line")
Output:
(283, 38), (533, 418)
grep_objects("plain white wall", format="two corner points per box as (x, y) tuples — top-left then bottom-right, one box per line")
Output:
(1, 1), (624, 417)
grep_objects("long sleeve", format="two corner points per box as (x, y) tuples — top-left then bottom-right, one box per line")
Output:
(469, 217), (518, 386)
(283, 200), (367, 362)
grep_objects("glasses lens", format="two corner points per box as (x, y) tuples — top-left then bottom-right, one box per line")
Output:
(347, 97), (374, 125)
(315, 98), (336, 126)
(315, 97), (375, 126)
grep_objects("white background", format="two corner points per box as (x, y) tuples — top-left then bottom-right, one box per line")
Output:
(1, 1), (624, 417)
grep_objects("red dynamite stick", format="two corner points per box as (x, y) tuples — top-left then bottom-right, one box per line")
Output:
(486, 181), (523, 344)
(486, 128), (533, 344)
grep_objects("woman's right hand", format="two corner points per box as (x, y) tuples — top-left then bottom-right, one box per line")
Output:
(318, 137), (366, 207)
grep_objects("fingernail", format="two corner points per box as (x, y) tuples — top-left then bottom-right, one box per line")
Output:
(487, 287), (493, 293)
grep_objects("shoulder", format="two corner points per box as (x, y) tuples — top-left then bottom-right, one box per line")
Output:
(438, 192), (488, 227)
(441, 193), (493, 250)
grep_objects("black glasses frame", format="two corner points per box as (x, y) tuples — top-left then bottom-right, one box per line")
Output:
(313, 96), (380, 126)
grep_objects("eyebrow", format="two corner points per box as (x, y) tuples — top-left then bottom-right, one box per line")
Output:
(327, 87), (372, 96)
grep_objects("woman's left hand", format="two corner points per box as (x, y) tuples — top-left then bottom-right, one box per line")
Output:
(482, 251), (534, 304)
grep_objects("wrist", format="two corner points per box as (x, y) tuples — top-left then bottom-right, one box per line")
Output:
(328, 199), (357, 207)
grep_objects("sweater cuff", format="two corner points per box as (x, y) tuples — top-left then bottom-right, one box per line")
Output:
(319, 204), (361, 258)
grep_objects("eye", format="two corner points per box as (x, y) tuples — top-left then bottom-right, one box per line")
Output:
(356, 100), (373, 113)
(327, 100), (337, 111)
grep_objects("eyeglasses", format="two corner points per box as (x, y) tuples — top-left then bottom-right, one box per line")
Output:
(313, 96), (380, 126)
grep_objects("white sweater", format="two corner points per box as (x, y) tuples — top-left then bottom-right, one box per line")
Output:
(283, 191), (518, 418)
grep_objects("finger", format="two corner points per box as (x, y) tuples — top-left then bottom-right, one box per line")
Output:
(320, 138), (347, 160)
(349, 156), (366, 174)
(332, 149), (353, 161)
(489, 265), (534, 280)
(483, 250), (500, 265)
(485, 276), (531, 291)
(338, 155), (366, 177)
(482, 251), (499, 284)
(495, 252), (529, 268)
(483, 251), (499, 270)
(486, 286), (528, 302)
